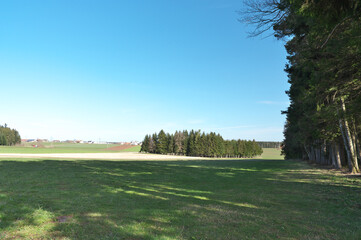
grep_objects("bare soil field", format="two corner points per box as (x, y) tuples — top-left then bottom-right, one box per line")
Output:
(0, 152), (206, 160)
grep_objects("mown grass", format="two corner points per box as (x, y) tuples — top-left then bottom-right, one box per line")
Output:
(260, 148), (283, 160)
(0, 143), (141, 154)
(0, 154), (360, 239)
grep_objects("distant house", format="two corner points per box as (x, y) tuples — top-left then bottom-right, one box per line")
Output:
(130, 141), (141, 145)
(118, 141), (140, 146)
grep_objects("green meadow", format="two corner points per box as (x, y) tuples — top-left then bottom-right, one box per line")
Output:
(0, 142), (141, 154)
(259, 148), (283, 160)
(0, 149), (360, 239)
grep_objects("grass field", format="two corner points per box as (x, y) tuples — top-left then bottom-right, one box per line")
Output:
(259, 148), (283, 160)
(0, 142), (141, 154)
(0, 149), (360, 239)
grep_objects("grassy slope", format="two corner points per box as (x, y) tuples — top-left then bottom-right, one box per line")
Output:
(0, 143), (141, 154)
(0, 151), (360, 239)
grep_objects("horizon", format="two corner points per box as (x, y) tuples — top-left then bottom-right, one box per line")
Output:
(1, 0), (289, 142)
(15, 129), (284, 143)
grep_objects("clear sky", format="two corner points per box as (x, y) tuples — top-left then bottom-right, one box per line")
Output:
(0, 0), (289, 142)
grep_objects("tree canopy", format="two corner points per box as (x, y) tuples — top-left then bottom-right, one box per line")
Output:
(140, 130), (263, 158)
(242, 0), (361, 173)
(0, 124), (21, 146)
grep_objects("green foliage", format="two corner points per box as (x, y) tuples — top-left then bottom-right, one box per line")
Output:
(243, 0), (361, 170)
(156, 130), (168, 154)
(0, 124), (21, 146)
(141, 130), (263, 158)
(257, 141), (282, 148)
(140, 135), (149, 152)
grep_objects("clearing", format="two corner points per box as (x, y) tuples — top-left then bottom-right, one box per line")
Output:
(0, 149), (360, 239)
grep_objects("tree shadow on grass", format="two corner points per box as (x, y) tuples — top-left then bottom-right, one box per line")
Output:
(0, 159), (360, 239)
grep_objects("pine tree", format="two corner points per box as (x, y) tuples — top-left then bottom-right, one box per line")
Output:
(182, 130), (189, 155)
(0, 124), (21, 146)
(157, 130), (168, 154)
(242, 0), (361, 172)
(140, 130), (263, 158)
(140, 135), (150, 152)
(167, 133), (175, 154)
(174, 131), (184, 155)
(149, 135), (156, 153)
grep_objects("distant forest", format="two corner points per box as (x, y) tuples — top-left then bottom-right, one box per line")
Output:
(0, 124), (21, 146)
(140, 130), (263, 158)
(256, 142), (281, 149)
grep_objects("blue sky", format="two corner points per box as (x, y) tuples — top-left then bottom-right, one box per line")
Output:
(0, 0), (289, 142)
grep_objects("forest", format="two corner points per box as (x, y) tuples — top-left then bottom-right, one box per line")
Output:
(0, 124), (21, 146)
(257, 141), (282, 148)
(140, 130), (263, 158)
(243, 0), (361, 173)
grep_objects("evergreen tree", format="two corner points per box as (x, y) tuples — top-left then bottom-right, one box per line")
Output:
(174, 131), (184, 155)
(148, 134), (157, 153)
(182, 130), (189, 155)
(140, 130), (263, 158)
(140, 135), (150, 152)
(242, 0), (361, 172)
(157, 130), (168, 154)
(167, 133), (175, 154)
(0, 124), (21, 146)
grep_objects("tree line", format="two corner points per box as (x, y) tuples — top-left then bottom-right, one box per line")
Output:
(140, 130), (263, 158)
(257, 141), (282, 148)
(242, 0), (361, 173)
(0, 124), (21, 146)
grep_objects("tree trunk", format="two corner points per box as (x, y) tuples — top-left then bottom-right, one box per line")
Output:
(304, 145), (311, 161)
(339, 141), (347, 166)
(315, 146), (320, 164)
(329, 144), (334, 166)
(351, 119), (361, 162)
(310, 146), (315, 163)
(321, 142), (327, 165)
(355, 136), (361, 163)
(327, 144), (332, 165)
(309, 146), (314, 163)
(339, 97), (360, 173)
(332, 143), (342, 169)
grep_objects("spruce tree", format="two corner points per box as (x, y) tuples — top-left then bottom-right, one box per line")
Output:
(140, 135), (150, 152)
(157, 130), (168, 154)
